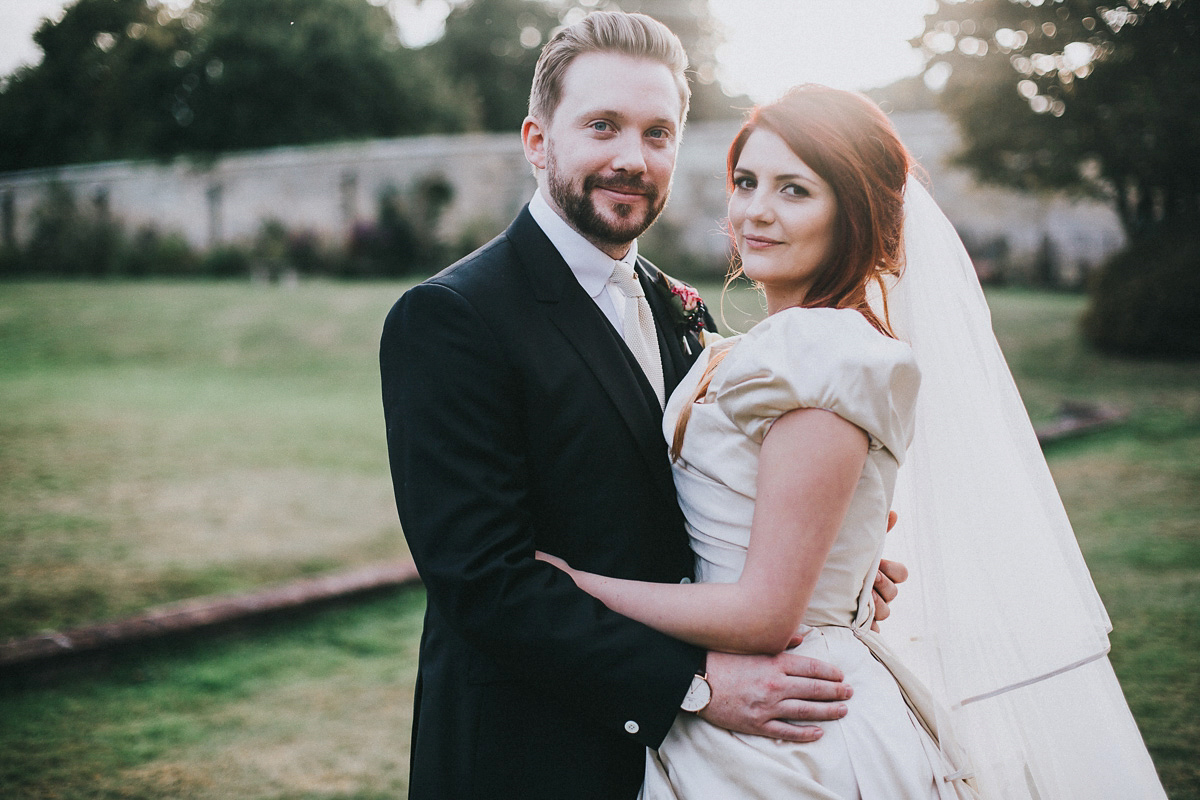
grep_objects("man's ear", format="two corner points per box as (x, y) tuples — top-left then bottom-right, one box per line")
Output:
(522, 116), (547, 171)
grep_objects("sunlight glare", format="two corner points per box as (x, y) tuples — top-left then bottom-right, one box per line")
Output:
(708, 0), (932, 100)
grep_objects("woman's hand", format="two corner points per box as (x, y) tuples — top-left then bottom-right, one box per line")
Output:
(534, 550), (572, 574)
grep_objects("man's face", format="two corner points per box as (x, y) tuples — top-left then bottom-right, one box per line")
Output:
(529, 52), (683, 255)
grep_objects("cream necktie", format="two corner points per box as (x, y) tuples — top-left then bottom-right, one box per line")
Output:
(608, 259), (665, 408)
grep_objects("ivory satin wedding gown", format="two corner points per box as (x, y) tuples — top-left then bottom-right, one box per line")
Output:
(642, 306), (980, 800)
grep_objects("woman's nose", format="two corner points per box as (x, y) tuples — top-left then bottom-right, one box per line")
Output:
(745, 190), (773, 223)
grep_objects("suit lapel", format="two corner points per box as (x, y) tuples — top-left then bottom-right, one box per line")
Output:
(506, 209), (676, 503)
(638, 258), (693, 396)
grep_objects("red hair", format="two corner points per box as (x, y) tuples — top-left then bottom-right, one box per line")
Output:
(672, 86), (911, 461)
(728, 84), (911, 335)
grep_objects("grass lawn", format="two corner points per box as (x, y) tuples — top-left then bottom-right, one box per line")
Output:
(0, 588), (425, 800)
(1, 281), (1197, 798)
(0, 281), (412, 639)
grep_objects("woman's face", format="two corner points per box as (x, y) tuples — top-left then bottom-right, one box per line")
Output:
(728, 128), (838, 313)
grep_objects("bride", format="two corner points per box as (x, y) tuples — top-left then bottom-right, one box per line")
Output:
(538, 85), (1167, 798)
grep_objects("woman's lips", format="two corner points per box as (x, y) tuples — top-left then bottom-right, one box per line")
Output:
(743, 234), (782, 249)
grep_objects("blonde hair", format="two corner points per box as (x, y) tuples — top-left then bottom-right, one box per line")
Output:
(528, 11), (691, 124)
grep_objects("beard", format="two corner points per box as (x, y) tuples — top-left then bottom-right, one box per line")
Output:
(546, 147), (669, 247)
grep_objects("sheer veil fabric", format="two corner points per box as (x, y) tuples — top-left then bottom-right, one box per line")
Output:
(873, 180), (1166, 798)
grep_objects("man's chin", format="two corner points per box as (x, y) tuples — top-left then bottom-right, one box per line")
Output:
(589, 204), (658, 243)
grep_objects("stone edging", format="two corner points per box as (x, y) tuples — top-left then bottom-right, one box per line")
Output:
(0, 560), (421, 673)
(1035, 402), (1128, 444)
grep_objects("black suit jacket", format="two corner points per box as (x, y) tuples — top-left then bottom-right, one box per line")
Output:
(381, 206), (712, 799)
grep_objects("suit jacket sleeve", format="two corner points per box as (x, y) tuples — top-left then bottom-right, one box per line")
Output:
(381, 281), (704, 748)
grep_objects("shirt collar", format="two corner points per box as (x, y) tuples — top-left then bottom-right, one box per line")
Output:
(528, 189), (639, 298)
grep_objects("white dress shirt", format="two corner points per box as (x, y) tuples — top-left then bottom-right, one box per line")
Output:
(528, 189), (640, 337)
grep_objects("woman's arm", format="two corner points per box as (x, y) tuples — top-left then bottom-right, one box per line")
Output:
(542, 407), (869, 655)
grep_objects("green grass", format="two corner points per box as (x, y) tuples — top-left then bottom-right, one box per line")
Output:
(985, 290), (1200, 797)
(0, 282), (1197, 797)
(0, 588), (424, 800)
(0, 281), (413, 638)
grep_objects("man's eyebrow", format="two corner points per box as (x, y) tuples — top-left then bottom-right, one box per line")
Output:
(577, 109), (678, 129)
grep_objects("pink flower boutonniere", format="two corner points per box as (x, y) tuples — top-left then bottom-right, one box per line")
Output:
(652, 271), (709, 336)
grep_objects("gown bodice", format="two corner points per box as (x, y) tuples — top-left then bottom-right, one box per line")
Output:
(643, 307), (987, 800)
(662, 306), (920, 630)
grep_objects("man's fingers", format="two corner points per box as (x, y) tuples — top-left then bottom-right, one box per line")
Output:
(873, 570), (898, 604)
(759, 722), (826, 743)
(775, 698), (849, 722)
(878, 557), (908, 585)
(777, 653), (844, 683)
(873, 589), (894, 619)
(785, 630), (808, 649)
(781, 675), (852, 702)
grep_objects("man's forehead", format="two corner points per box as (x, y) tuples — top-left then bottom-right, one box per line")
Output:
(556, 52), (683, 123)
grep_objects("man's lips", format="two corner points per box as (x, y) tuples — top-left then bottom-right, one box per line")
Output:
(595, 185), (648, 202)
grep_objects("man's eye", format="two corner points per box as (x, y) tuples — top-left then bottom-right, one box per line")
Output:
(591, 121), (613, 132)
(647, 128), (670, 140)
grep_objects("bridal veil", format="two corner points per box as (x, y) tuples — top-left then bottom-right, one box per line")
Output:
(874, 180), (1167, 798)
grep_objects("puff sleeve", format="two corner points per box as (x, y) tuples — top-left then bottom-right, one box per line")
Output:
(714, 307), (920, 463)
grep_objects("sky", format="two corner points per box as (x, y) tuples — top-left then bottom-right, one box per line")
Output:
(0, 0), (937, 100)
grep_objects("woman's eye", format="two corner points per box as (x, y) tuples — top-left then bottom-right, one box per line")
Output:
(733, 176), (755, 190)
(782, 183), (809, 197)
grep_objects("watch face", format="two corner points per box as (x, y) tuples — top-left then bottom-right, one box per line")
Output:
(682, 674), (711, 712)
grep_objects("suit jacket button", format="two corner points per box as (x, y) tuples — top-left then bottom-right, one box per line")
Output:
(624, 720), (640, 734)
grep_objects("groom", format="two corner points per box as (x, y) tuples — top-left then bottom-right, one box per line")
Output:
(381, 11), (902, 799)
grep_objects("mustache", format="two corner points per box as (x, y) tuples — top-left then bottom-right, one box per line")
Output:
(583, 174), (658, 198)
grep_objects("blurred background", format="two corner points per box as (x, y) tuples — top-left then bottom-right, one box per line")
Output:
(0, 1), (1197, 797)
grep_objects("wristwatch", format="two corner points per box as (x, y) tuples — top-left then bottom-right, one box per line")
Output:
(680, 672), (712, 713)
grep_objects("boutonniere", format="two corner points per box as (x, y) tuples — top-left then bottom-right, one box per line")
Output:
(651, 271), (709, 336)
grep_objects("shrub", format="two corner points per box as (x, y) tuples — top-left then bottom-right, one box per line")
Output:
(23, 183), (125, 277)
(120, 227), (200, 277)
(1082, 228), (1200, 358)
(201, 246), (252, 278)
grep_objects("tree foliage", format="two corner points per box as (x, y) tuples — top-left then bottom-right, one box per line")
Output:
(0, 0), (196, 169)
(183, 0), (473, 154)
(0, 0), (472, 170)
(425, 0), (741, 131)
(0, 0), (740, 169)
(423, 0), (560, 132)
(919, 0), (1199, 238)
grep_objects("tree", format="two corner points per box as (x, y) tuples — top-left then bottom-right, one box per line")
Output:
(422, 0), (560, 132)
(184, 0), (474, 154)
(0, 0), (197, 170)
(918, 0), (1200, 357)
(0, 0), (474, 170)
(425, 0), (744, 131)
(918, 0), (1200, 238)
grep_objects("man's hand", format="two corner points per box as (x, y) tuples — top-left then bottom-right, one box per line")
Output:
(698, 650), (851, 743)
(870, 511), (908, 632)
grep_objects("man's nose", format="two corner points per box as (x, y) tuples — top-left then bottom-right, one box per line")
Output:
(609, 132), (647, 174)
